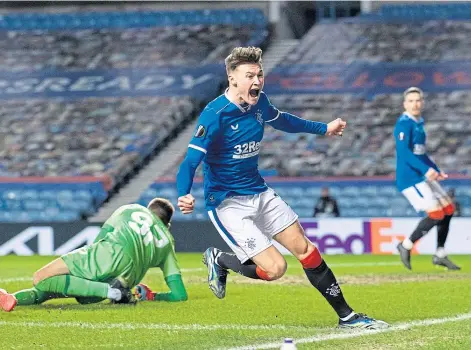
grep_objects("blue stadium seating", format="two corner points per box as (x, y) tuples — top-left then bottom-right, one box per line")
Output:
(137, 178), (471, 220)
(0, 182), (107, 222)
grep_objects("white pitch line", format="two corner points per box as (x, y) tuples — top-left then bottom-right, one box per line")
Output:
(0, 262), (401, 283)
(148, 267), (205, 274)
(0, 277), (31, 283)
(1, 313), (470, 348)
(180, 268), (205, 272)
(223, 312), (471, 350)
(0, 320), (313, 332)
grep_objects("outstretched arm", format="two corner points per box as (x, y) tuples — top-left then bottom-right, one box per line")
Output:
(268, 113), (346, 136)
(266, 111), (328, 134)
(261, 93), (345, 136)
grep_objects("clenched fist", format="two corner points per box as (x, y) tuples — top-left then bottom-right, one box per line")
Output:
(178, 194), (196, 214)
(326, 118), (347, 136)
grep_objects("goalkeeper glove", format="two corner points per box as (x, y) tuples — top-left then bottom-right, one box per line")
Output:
(134, 283), (155, 301)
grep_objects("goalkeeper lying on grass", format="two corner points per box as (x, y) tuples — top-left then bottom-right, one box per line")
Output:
(0, 198), (188, 312)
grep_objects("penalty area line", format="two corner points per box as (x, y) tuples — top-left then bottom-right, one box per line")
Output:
(0, 320), (314, 332)
(223, 312), (471, 350)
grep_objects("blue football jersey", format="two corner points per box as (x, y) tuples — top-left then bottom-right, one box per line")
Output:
(394, 113), (439, 191)
(186, 91), (281, 208)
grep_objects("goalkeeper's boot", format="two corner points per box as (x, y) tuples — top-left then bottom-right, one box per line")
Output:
(338, 313), (389, 330)
(202, 247), (228, 299)
(134, 283), (155, 301)
(109, 279), (136, 304)
(0, 289), (17, 312)
(432, 255), (461, 270)
(397, 242), (412, 270)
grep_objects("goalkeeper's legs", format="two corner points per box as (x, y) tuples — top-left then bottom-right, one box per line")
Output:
(14, 287), (64, 305)
(2, 279), (111, 312)
(1, 258), (70, 311)
(0, 289), (17, 312)
(75, 297), (106, 305)
(33, 257), (130, 303)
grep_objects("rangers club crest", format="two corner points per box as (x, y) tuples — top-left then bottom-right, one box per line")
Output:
(255, 109), (263, 125)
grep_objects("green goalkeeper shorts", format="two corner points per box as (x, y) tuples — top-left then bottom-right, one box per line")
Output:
(61, 240), (135, 287)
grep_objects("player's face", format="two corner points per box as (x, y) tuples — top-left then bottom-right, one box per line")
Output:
(230, 63), (264, 105)
(403, 92), (423, 117)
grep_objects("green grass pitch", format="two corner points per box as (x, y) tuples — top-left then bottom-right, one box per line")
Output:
(0, 254), (470, 349)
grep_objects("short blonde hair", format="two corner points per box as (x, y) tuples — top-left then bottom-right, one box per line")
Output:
(403, 87), (424, 100)
(225, 47), (263, 74)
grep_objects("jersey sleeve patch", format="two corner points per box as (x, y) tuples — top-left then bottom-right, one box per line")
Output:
(399, 132), (404, 141)
(194, 125), (206, 138)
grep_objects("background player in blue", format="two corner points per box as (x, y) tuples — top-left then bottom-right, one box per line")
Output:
(176, 46), (388, 329)
(395, 87), (460, 271)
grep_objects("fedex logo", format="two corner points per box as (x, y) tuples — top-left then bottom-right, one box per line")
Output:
(300, 219), (419, 255)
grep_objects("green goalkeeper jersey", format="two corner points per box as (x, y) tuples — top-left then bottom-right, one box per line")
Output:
(96, 204), (181, 285)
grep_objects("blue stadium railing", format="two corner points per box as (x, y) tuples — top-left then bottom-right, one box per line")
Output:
(345, 2), (471, 23)
(380, 3), (471, 21)
(0, 9), (267, 30)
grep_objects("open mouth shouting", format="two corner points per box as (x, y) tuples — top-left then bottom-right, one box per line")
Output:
(248, 88), (260, 103)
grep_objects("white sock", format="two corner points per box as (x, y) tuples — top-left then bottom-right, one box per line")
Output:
(402, 238), (414, 250)
(107, 287), (122, 301)
(436, 247), (446, 258)
(340, 311), (357, 321)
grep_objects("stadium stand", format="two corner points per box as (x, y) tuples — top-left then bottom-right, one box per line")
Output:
(0, 8), (269, 222)
(285, 20), (471, 65)
(2, 3), (471, 221)
(0, 97), (196, 180)
(0, 25), (262, 71)
(140, 3), (471, 220)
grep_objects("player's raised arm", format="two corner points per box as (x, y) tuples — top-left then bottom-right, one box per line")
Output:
(176, 108), (220, 214)
(261, 92), (345, 136)
(176, 148), (203, 214)
(394, 121), (437, 179)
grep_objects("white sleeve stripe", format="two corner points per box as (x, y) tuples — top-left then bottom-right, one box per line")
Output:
(265, 110), (280, 123)
(188, 144), (207, 154)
